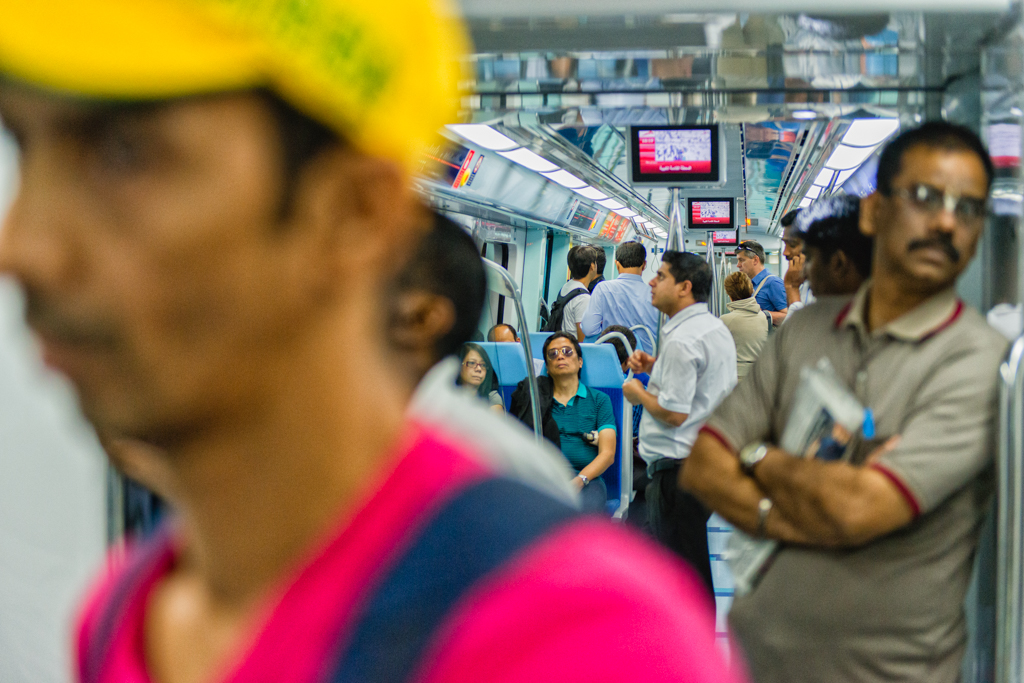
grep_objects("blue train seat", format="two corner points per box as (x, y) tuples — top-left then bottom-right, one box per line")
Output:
(578, 343), (632, 519)
(471, 342), (528, 408)
(468, 341), (632, 519)
(528, 332), (552, 360)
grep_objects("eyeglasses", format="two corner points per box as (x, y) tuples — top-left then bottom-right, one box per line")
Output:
(891, 183), (988, 225)
(545, 346), (576, 360)
(462, 360), (486, 370)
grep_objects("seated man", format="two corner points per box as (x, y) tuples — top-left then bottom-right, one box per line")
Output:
(542, 332), (618, 513)
(487, 322), (545, 376)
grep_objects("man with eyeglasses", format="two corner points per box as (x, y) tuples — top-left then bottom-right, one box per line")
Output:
(682, 121), (1009, 683)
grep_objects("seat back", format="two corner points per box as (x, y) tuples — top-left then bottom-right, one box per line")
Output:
(528, 332), (553, 360)
(471, 342), (528, 408)
(579, 343), (632, 518)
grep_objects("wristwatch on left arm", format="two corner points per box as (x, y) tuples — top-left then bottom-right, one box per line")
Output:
(739, 442), (770, 476)
(577, 474), (590, 487)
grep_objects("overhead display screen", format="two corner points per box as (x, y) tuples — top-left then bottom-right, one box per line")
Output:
(628, 125), (722, 186)
(711, 229), (738, 245)
(567, 201), (601, 231)
(688, 197), (734, 227)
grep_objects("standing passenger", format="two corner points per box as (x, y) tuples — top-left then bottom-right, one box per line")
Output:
(683, 122), (1006, 683)
(0, 2), (744, 682)
(780, 209), (815, 318)
(581, 241), (661, 353)
(736, 240), (788, 325)
(622, 252), (737, 595)
(795, 194), (873, 297)
(720, 272), (768, 380)
(588, 247), (608, 293)
(552, 246), (599, 340)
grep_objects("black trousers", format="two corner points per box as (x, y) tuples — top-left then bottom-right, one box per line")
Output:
(646, 461), (715, 598)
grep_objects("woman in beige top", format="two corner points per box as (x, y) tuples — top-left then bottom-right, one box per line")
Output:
(720, 272), (769, 380)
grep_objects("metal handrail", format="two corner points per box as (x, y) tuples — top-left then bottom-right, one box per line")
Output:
(482, 259), (542, 440)
(594, 332), (635, 382)
(630, 324), (657, 356)
(997, 335), (1024, 683)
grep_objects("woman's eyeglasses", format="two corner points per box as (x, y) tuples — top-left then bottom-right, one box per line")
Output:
(546, 347), (576, 360)
(462, 360), (486, 370)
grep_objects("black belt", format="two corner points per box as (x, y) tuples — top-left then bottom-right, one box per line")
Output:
(647, 458), (682, 476)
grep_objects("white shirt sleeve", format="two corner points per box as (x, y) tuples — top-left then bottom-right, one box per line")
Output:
(653, 339), (700, 414)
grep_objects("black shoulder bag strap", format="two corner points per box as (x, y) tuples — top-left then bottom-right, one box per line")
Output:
(325, 477), (578, 683)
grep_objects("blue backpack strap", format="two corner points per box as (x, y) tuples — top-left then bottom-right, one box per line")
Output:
(81, 526), (173, 683)
(326, 477), (579, 683)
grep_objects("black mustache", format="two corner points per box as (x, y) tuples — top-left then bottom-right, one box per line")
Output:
(23, 288), (121, 349)
(907, 235), (960, 263)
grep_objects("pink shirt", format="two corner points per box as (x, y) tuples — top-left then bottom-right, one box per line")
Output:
(77, 425), (744, 683)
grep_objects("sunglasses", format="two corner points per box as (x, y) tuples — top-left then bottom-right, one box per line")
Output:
(545, 346), (577, 360)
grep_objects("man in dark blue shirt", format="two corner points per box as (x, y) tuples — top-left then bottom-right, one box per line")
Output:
(736, 240), (788, 326)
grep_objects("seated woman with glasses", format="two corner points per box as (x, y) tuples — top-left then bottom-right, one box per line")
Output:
(543, 332), (617, 513)
(456, 343), (504, 414)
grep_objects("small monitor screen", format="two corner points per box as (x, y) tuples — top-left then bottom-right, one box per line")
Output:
(629, 125), (721, 185)
(689, 198), (734, 227)
(711, 229), (738, 245)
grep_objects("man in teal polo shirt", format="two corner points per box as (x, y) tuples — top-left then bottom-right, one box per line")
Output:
(543, 332), (617, 513)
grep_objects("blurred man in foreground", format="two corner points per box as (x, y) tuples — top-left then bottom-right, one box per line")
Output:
(0, 2), (741, 682)
(683, 122), (1008, 683)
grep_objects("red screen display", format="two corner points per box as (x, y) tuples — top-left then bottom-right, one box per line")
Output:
(637, 129), (713, 175)
(690, 200), (732, 225)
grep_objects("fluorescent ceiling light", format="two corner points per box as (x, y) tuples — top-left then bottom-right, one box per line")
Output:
(805, 185), (822, 199)
(542, 169), (587, 189)
(835, 168), (857, 187)
(799, 197), (813, 208)
(792, 110), (817, 120)
(825, 144), (876, 170)
(498, 147), (558, 173)
(814, 169), (836, 187)
(841, 118), (900, 148)
(634, 217), (650, 224)
(597, 198), (626, 210)
(573, 186), (608, 201)
(446, 124), (518, 151)
(617, 208), (639, 218)
(653, 229), (668, 237)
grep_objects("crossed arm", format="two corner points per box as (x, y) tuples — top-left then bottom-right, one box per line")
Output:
(681, 431), (914, 548)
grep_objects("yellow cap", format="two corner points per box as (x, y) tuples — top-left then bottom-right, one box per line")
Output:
(0, 0), (469, 172)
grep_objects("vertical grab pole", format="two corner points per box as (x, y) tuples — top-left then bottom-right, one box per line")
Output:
(659, 188), (686, 351)
(997, 337), (1024, 683)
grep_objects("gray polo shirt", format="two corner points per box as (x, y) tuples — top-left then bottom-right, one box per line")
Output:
(705, 282), (1008, 683)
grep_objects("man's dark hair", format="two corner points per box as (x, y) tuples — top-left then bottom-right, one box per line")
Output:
(798, 195), (874, 278)
(395, 213), (486, 359)
(594, 248), (607, 276)
(487, 323), (518, 341)
(876, 121), (994, 196)
(600, 325), (637, 365)
(568, 245), (599, 280)
(736, 240), (766, 266)
(661, 251), (712, 303)
(780, 209), (801, 228)
(542, 331), (585, 378)
(615, 242), (647, 269)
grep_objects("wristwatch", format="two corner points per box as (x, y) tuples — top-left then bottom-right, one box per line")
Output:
(739, 442), (770, 475)
(577, 474), (590, 487)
